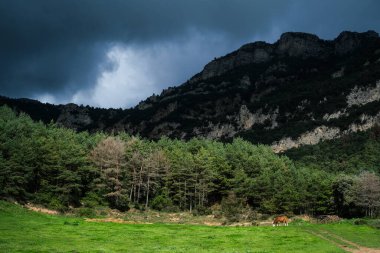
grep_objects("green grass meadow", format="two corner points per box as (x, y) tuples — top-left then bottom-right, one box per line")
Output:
(1, 201), (379, 253)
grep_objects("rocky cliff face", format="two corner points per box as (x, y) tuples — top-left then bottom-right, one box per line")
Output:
(1, 30), (380, 152)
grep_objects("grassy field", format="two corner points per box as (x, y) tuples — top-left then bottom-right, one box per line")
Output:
(1, 201), (379, 253)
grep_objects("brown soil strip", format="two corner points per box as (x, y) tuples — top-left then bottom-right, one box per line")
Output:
(306, 229), (380, 253)
(25, 204), (59, 215)
(85, 218), (152, 224)
(307, 230), (357, 253)
(319, 229), (380, 253)
(319, 229), (362, 249)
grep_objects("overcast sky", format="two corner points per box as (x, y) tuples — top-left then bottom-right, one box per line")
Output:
(1, 0), (380, 108)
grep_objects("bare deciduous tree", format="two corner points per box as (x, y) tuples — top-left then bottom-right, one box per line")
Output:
(90, 137), (127, 209)
(354, 171), (380, 217)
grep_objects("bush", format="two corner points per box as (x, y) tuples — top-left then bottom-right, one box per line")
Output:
(221, 192), (244, 223)
(132, 203), (146, 211)
(81, 192), (105, 208)
(151, 195), (173, 211)
(352, 219), (380, 229)
(112, 195), (130, 212)
(48, 198), (67, 213)
(76, 207), (96, 218)
(354, 219), (368, 225)
(211, 204), (223, 219)
(369, 220), (380, 229)
(192, 206), (212, 216)
(106, 195), (130, 212)
(243, 209), (259, 222)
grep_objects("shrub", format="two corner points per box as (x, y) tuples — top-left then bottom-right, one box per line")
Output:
(112, 195), (130, 212)
(369, 220), (380, 229)
(105, 195), (130, 212)
(353, 219), (368, 225)
(211, 204), (223, 219)
(132, 203), (146, 211)
(48, 198), (67, 213)
(76, 207), (96, 218)
(192, 206), (212, 216)
(151, 195), (173, 211)
(221, 192), (244, 223)
(81, 192), (104, 208)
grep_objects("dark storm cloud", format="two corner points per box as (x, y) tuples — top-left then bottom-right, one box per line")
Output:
(285, 0), (380, 39)
(0, 0), (290, 103)
(0, 0), (379, 107)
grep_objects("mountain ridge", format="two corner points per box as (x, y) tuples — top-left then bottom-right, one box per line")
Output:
(1, 30), (380, 152)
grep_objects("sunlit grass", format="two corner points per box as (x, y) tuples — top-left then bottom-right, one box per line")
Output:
(2, 201), (377, 252)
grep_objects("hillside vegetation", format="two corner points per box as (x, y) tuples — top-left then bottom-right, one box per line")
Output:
(1, 105), (379, 219)
(285, 125), (380, 174)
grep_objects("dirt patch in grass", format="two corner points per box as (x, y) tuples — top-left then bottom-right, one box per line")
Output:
(25, 203), (59, 215)
(203, 221), (223, 226)
(85, 218), (152, 224)
(307, 228), (380, 253)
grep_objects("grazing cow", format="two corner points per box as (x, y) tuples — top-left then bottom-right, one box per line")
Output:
(272, 216), (289, 226)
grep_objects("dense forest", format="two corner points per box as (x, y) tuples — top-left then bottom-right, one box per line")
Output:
(0, 106), (379, 220)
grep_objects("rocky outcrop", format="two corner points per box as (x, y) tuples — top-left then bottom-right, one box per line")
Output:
(276, 32), (330, 58)
(206, 123), (236, 139)
(192, 31), (379, 83)
(334, 30), (379, 54)
(347, 80), (380, 107)
(198, 42), (273, 81)
(271, 126), (341, 153)
(238, 105), (278, 130)
(323, 110), (348, 121)
(272, 112), (380, 153)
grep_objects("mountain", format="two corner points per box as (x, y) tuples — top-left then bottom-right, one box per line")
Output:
(1, 30), (380, 152)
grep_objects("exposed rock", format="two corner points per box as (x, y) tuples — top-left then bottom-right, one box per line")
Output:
(348, 112), (380, 132)
(331, 67), (345, 78)
(323, 110), (347, 121)
(206, 122), (236, 139)
(200, 43), (273, 80)
(271, 126), (341, 153)
(193, 31), (379, 83)
(296, 99), (310, 111)
(238, 105), (254, 130)
(238, 105), (278, 130)
(347, 80), (380, 107)
(276, 32), (330, 58)
(272, 112), (380, 153)
(335, 30), (379, 55)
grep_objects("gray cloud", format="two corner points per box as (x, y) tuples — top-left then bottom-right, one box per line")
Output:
(0, 0), (379, 108)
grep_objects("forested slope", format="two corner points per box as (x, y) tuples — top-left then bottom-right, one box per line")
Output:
(1, 106), (379, 218)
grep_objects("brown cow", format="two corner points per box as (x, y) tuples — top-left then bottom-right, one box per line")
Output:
(272, 216), (289, 226)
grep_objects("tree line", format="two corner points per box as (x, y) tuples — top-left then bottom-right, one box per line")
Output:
(0, 106), (379, 218)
